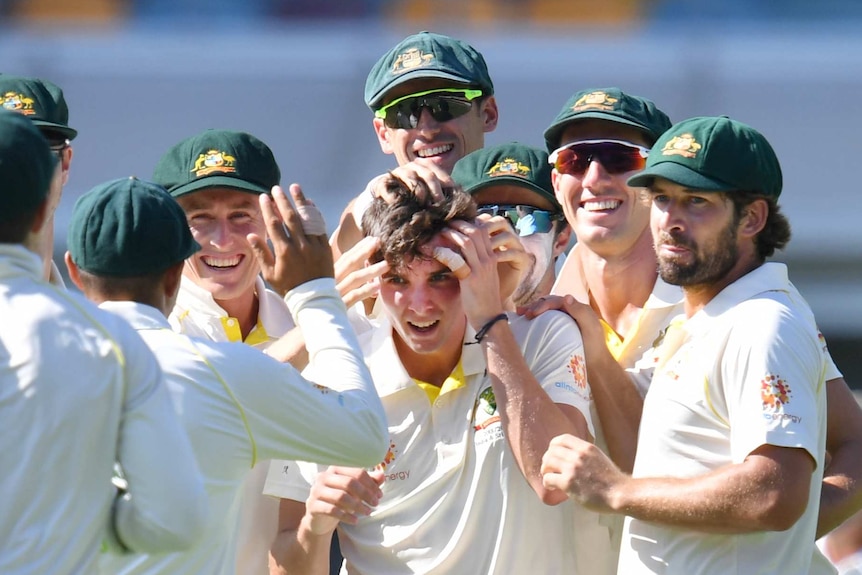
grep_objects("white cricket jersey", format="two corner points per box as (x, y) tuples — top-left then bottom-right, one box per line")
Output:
(619, 263), (834, 575)
(266, 310), (596, 574)
(98, 278), (387, 575)
(0, 245), (207, 575)
(168, 274), (296, 575)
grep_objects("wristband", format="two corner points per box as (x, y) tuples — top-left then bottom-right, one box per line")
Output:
(466, 313), (508, 345)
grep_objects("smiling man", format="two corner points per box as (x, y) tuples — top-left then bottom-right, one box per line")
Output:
(331, 31), (499, 259)
(152, 129), (296, 575)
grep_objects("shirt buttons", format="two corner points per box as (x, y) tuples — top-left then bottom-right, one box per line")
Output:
(226, 319), (235, 327)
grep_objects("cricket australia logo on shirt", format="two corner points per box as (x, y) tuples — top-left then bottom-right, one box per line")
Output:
(474, 386), (503, 445)
(191, 149), (237, 177)
(761, 374), (801, 424)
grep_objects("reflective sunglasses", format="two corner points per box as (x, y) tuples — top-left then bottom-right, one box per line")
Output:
(477, 204), (564, 237)
(375, 88), (483, 130)
(549, 139), (650, 176)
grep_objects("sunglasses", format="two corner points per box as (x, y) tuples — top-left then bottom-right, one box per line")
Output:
(49, 139), (70, 159)
(375, 88), (483, 130)
(549, 139), (650, 176)
(477, 204), (563, 237)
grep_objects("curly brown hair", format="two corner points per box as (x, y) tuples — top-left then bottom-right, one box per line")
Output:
(729, 191), (791, 260)
(361, 173), (477, 270)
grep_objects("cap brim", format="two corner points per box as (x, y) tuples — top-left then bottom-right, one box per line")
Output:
(31, 120), (78, 141)
(368, 72), (476, 109)
(466, 178), (560, 210)
(168, 175), (270, 198)
(627, 162), (735, 191)
(544, 112), (652, 151)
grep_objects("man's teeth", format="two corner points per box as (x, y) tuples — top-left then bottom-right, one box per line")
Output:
(204, 256), (240, 268)
(410, 320), (438, 328)
(583, 200), (621, 211)
(416, 144), (454, 158)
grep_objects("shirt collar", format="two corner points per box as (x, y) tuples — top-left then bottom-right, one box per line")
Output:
(99, 300), (172, 330)
(0, 244), (44, 281)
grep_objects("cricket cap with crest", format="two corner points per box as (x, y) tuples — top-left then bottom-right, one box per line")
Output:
(152, 129), (280, 198)
(452, 142), (559, 209)
(0, 74), (78, 140)
(627, 115), (783, 198)
(543, 87), (671, 152)
(364, 31), (494, 110)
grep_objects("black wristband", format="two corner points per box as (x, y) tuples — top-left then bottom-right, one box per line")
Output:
(466, 313), (508, 345)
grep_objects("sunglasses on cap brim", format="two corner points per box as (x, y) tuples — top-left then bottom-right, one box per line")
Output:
(549, 139), (650, 176)
(375, 88), (484, 130)
(477, 204), (564, 237)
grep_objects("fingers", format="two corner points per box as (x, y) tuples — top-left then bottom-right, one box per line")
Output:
(307, 466), (384, 527)
(381, 163), (453, 203)
(432, 246), (470, 280)
(337, 260), (389, 308)
(334, 236), (380, 281)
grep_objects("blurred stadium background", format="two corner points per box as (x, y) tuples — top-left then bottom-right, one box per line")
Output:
(2, 0), (860, 385)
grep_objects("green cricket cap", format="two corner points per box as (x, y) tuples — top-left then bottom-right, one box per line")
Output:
(543, 87), (671, 152)
(452, 142), (559, 210)
(152, 129), (280, 198)
(68, 177), (201, 277)
(627, 115), (783, 198)
(0, 74), (78, 140)
(365, 31), (494, 110)
(0, 109), (57, 220)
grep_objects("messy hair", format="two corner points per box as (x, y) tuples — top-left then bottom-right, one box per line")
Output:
(730, 191), (791, 260)
(361, 174), (477, 270)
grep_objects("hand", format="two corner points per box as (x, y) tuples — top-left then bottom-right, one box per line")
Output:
(478, 213), (530, 306)
(302, 466), (385, 537)
(518, 294), (603, 339)
(436, 219), (506, 331)
(372, 161), (454, 204)
(334, 236), (390, 309)
(248, 184), (334, 297)
(541, 434), (627, 513)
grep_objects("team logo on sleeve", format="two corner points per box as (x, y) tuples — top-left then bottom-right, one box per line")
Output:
(191, 149), (237, 177)
(761, 374), (792, 409)
(566, 353), (588, 390)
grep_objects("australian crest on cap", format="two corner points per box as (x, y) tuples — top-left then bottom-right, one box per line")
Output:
(488, 158), (530, 179)
(662, 134), (701, 158)
(192, 149), (237, 177)
(572, 91), (618, 112)
(391, 48), (435, 75)
(2, 91), (36, 116)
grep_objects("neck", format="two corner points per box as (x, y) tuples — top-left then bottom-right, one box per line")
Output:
(393, 327), (465, 388)
(579, 231), (658, 339)
(215, 288), (260, 340)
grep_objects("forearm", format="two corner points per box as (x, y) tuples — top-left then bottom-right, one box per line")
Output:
(612, 449), (811, 533)
(265, 326), (309, 371)
(483, 322), (589, 504)
(577, 313), (642, 472)
(817, 377), (862, 537)
(269, 521), (331, 575)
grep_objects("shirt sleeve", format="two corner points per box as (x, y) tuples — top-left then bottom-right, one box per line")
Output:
(517, 311), (595, 437)
(263, 459), (321, 502)
(722, 299), (826, 466)
(109, 315), (209, 553)
(219, 278), (388, 469)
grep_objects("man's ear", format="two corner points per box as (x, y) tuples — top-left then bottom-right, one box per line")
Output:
(64, 251), (85, 291)
(479, 95), (499, 133)
(739, 198), (769, 238)
(373, 118), (394, 155)
(552, 224), (572, 259)
(60, 145), (74, 185)
(163, 261), (186, 301)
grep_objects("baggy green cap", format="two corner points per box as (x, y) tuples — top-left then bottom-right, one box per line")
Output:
(543, 87), (671, 152)
(152, 129), (280, 198)
(627, 115), (783, 198)
(0, 108), (57, 221)
(365, 31), (494, 110)
(68, 177), (201, 277)
(0, 74), (78, 140)
(452, 141), (559, 210)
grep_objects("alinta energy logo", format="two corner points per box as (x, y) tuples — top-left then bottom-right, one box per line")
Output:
(566, 353), (588, 390)
(761, 374), (792, 409)
(375, 439), (398, 472)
